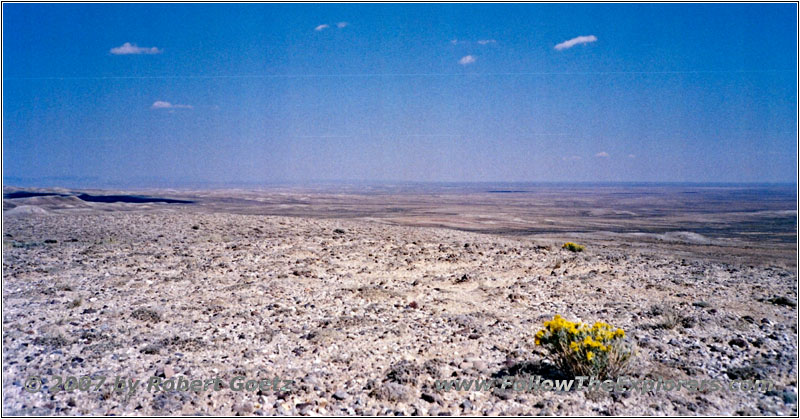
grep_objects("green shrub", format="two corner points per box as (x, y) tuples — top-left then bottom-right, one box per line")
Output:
(562, 242), (585, 252)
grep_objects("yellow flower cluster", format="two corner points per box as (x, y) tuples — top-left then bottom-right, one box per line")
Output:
(561, 242), (585, 252)
(543, 314), (579, 333)
(535, 315), (625, 361)
(590, 321), (625, 340)
(534, 315), (632, 378)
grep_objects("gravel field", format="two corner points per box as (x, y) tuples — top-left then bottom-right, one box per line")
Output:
(2, 202), (797, 415)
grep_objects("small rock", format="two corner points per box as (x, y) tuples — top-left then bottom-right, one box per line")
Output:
(729, 338), (748, 349)
(234, 402), (254, 414)
(492, 388), (513, 400)
(369, 382), (410, 402)
(767, 296), (796, 308)
(460, 400), (473, 411)
(332, 390), (347, 400)
(420, 393), (437, 404)
(296, 402), (314, 415)
(681, 316), (697, 328)
(472, 361), (488, 373)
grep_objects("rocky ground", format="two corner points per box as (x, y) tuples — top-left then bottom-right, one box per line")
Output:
(2, 206), (798, 415)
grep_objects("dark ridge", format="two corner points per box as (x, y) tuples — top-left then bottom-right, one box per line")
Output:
(4, 191), (68, 199)
(487, 190), (527, 194)
(75, 194), (194, 204)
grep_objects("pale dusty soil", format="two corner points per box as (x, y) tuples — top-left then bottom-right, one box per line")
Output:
(2, 206), (797, 416)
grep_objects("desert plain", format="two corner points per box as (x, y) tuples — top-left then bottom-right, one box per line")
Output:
(1, 183), (797, 415)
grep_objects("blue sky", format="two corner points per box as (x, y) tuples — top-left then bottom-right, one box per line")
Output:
(3, 3), (797, 186)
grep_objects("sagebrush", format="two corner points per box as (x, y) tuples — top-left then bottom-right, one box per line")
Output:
(562, 242), (585, 252)
(535, 315), (633, 379)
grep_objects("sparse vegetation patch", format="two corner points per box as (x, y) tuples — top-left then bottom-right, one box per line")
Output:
(562, 242), (585, 252)
(535, 315), (632, 379)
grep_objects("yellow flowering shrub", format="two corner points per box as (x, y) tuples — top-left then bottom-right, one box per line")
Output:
(562, 242), (585, 252)
(535, 315), (632, 379)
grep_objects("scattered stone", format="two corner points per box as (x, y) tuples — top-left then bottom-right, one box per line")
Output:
(234, 402), (253, 415)
(368, 381), (410, 402)
(296, 402), (314, 415)
(3, 201), (795, 416)
(729, 338), (748, 349)
(420, 393), (437, 404)
(131, 308), (161, 323)
(767, 296), (797, 308)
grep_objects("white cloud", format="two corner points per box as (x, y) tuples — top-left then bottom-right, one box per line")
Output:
(595, 151), (609, 158)
(451, 39), (496, 46)
(554, 35), (597, 51)
(151, 101), (192, 110)
(628, 154), (636, 159)
(337, 22), (348, 28)
(110, 42), (162, 55)
(314, 24), (330, 31)
(459, 55), (477, 65)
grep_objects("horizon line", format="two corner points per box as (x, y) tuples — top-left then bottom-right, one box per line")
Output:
(4, 179), (798, 190)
